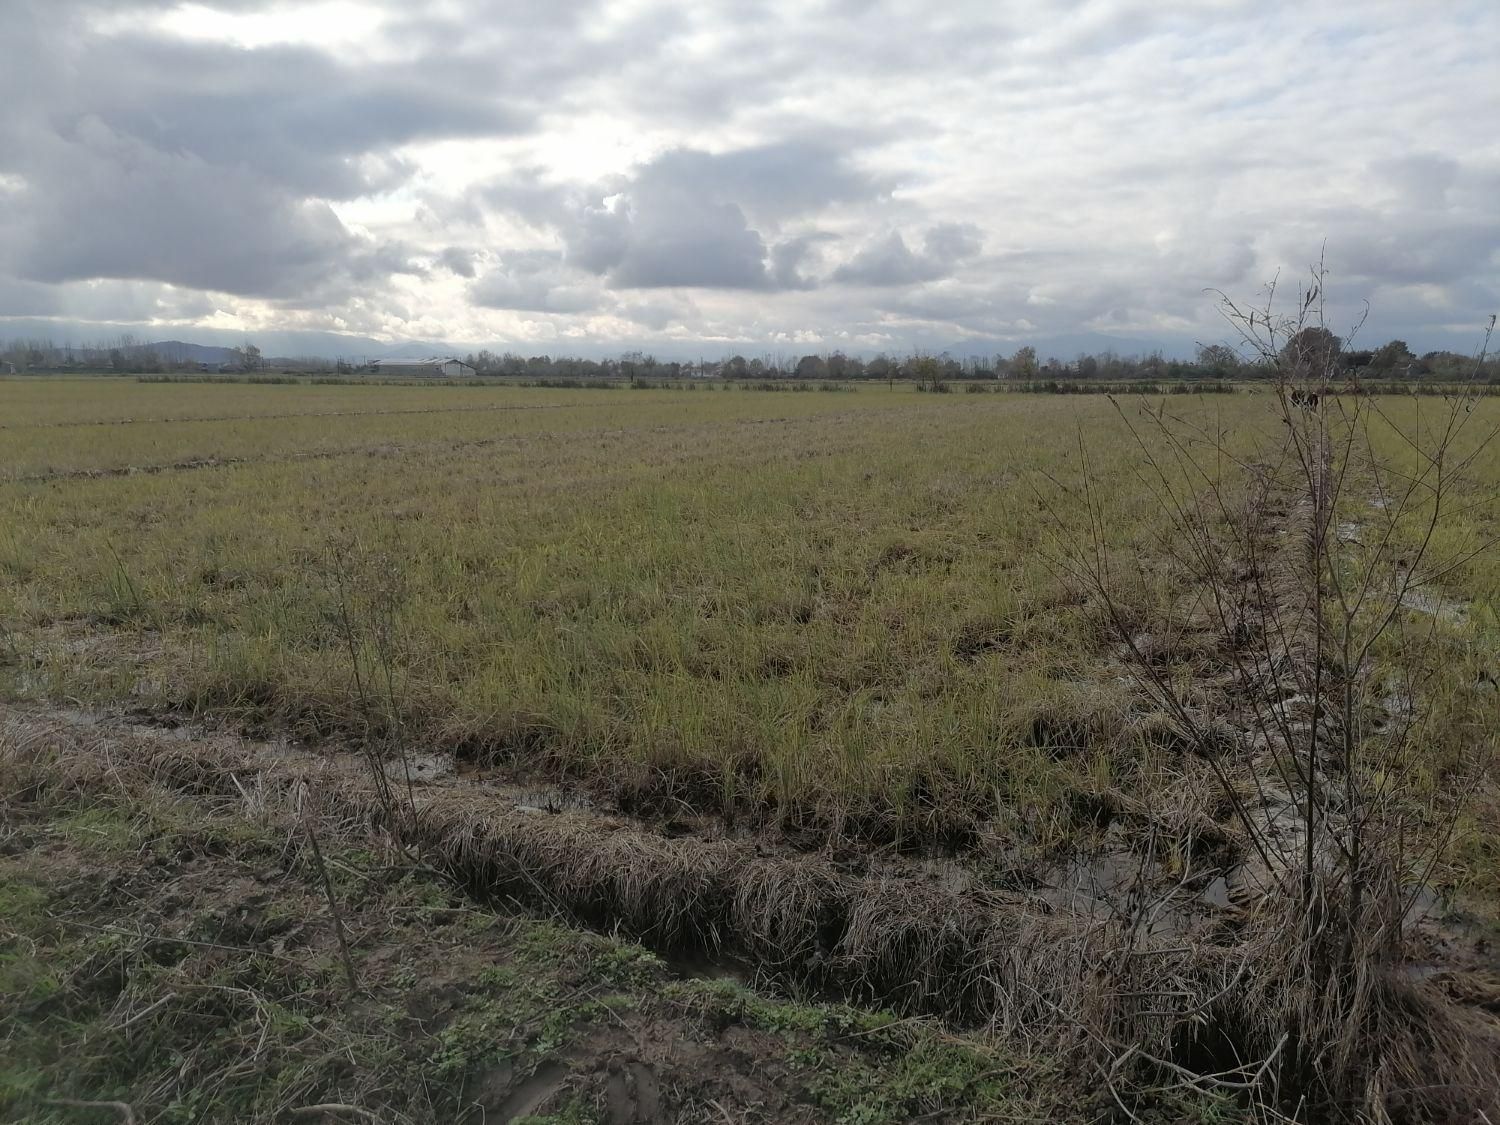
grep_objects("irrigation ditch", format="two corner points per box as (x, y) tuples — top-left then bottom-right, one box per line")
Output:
(4, 624), (1497, 1124)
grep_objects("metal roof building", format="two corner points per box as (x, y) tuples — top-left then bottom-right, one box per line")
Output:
(370, 357), (475, 378)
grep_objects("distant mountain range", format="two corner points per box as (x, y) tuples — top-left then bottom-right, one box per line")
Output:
(141, 338), (466, 365)
(141, 333), (463, 364)
(147, 340), (240, 365)
(0, 320), (462, 363)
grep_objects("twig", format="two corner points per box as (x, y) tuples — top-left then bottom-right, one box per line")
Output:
(48, 916), (302, 964)
(1105, 1046), (1144, 1124)
(109, 991), (178, 1031)
(1135, 1032), (1288, 1093)
(300, 802), (360, 995)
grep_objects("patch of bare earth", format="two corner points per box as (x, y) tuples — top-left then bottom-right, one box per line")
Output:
(2, 720), (1064, 1123)
(6, 690), (1500, 1123)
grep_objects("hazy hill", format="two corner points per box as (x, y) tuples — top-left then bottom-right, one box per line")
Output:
(147, 340), (240, 365)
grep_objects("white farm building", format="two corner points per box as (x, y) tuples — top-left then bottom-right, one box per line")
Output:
(370, 356), (476, 378)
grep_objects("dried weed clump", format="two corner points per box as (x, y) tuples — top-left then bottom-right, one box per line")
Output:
(6, 703), (1499, 1122)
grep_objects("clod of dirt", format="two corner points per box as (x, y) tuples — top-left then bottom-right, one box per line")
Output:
(480, 1060), (569, 1121)
(603, 1061), (663, 1124)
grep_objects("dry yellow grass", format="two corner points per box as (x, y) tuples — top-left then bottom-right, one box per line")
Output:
(1, 378), (1495, 860)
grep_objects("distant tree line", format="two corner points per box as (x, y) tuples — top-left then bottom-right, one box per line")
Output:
(4, 332), (1494, 384)
(0, 336), (336, 375)
(459, 336), (1498, 385)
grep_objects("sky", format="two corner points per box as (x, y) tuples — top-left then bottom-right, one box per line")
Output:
(1, 0), (1498, 359)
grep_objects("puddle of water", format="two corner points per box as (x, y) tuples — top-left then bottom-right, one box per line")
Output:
(511, 786), (595, 813)
(1038, 852), (1194, 937)
(125, 721), (195, 742)
(385, 752), (455, 783)
(1404, 885), (1448, 926)
(1399, 587), (1469, 625)
(46, 707), (106, 727)
(671, 951), (750, 983)
(1200, 876), (1233, 910)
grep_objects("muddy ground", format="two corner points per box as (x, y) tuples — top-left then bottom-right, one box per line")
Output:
(1, 703), (1147, 1125)
(5, 698), (1499, 1124)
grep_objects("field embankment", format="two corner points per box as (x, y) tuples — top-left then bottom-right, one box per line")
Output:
(5, 705), (1086, 1124)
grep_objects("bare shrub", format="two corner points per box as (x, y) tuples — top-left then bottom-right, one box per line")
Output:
(1040, 263), (1499, 1118)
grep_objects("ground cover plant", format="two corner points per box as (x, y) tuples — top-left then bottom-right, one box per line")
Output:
(3, 366), (1499, 1121)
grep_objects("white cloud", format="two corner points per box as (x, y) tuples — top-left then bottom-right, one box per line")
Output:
(1, 0), (1497, 354)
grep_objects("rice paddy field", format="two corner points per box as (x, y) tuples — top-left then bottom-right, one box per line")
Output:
(0, 380), (1198, 835)
(3, 375), (1500, 1123)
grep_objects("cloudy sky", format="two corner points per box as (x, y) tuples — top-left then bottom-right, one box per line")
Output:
(1, 0), (1497, 358)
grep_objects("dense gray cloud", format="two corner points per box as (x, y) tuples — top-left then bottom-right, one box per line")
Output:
(833, 225), (983, 286)
(469, 252), (599, 313)
(606, 204), (770, 290)
(0, 0), (1497, 353)
(437, 248), (479, 279)
(0, 0), (525, 302)
(833, 233), (942, 287)
(516, 141), (894, 291)
(564, 190), (772, 290)
(68, 38), (522, 200)
(768, 234), (837, 291)
(8, 117), (410, 300)
(628, 142), (894, 227)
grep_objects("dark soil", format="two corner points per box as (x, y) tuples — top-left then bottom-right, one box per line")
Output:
(0, 743), (1065, 1124)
